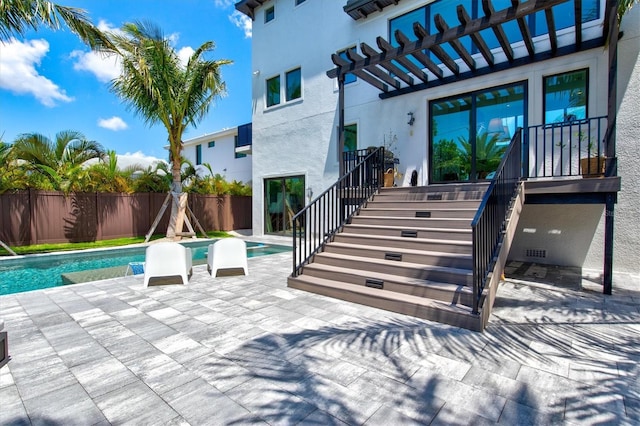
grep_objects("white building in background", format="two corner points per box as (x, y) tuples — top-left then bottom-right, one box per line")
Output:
(235, 0), (639, 276)
(182, 123), (253, 184)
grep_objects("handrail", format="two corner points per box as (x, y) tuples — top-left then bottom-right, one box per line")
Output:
(292, 147), (385, 277)
(471, 128), (523, 314)
(526, 116), (608, 178)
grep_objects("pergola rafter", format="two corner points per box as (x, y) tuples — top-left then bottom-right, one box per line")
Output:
(327, 0), (600, 99)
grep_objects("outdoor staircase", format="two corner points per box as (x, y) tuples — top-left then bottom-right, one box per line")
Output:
(288, 182), (497, 331)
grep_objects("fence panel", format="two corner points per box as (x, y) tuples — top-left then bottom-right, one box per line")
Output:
(0, 191), (252, 246)
(0, 192), (30, 245)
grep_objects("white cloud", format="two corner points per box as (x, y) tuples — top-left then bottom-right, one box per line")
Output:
(0, 38), (74, 107)
(230, 10), (252, 38)
(70, 21), (122, 82)
(70, 50), (120, 82)
(97, 20), (123, 37)
(98, 116), (128, 131)
(177, 46), (195, 67)
(117, 151), (167, 169)
(214, 0), (236, 8)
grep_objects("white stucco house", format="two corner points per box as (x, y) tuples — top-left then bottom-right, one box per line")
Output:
(181, 122), (253, 185)
(236, 0), (638, 280)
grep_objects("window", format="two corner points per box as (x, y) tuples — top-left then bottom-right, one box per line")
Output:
(266, 70), (303, 107)
(195, 144), (202, 165)
(430, 82), (526, 183)
(295, 0), (306, 5)
(266, 75), (280, 107)
(543, 69), (588, 124)
(208, 141), (215, 148)
(234, 135), (247, 159)
(337, 47), (357, 84)
(285, 68), (301, 101)
(390, 0), (600, 65)
(265, 6), (275, 23)
(344, 124), (357, 152)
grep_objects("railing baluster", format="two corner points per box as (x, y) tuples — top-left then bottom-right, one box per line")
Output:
(291, 148), (384, 276)
(471, 128), (523, 314)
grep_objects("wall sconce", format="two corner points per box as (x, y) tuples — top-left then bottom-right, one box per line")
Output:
(306, 187), (313, 200)
(252, 70), (260, 76)
(407, 112), (415, 126)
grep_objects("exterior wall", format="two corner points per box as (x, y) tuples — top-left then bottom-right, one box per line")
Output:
(182, 127), (252, 184)
(250, 0), (355, 235)
(246, 0), (639, 273)
(584, 7), (640, 273)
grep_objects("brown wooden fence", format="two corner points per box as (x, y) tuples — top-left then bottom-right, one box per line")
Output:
(0, 190), (252, 246)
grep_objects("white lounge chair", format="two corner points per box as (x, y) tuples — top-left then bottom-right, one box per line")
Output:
(207, 238), (248, 277)
(143, 242), (192, 287)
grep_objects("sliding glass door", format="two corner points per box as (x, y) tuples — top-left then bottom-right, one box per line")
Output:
(430, 82), (526, 183)
(264, 176), (305, 235)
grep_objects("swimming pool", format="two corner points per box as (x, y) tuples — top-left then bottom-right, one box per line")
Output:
(0, 240), (291, 296)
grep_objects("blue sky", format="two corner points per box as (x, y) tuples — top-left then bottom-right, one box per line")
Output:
(0, 0), (252, 167)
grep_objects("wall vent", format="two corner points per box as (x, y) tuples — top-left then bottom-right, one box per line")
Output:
(525, 248), (547, 258)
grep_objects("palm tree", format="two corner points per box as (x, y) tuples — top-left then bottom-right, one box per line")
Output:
(12, 130), (106, 192)
(104, 21), (232, 238)
(0, 0), (115, 49)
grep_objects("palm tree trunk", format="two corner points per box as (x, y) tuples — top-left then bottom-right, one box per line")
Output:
(167, 166), (187, 240)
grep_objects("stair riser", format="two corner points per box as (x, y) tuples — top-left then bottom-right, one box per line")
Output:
(333, 234), (472, 254)
(342, 225), (472, 241)
(287, 276), (482, 331)
(358, 209), (476, 219)
(367, 200), (480, 209)
(313, 255), (473, 286)
(299, 266), (474, 305)
(323, 244), (473, 269)
(350, 216), (471, 229)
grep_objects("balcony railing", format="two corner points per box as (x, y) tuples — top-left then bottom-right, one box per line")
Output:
(471, 129), (523, 314)
(526, 116), (608, 178)
(292, 147), (385, 277)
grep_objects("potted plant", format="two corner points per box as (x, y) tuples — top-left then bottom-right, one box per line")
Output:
(381, 130), (400, 187)
(576, 130), (605, 177)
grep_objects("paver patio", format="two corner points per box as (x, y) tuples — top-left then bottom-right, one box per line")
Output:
(0, 238), (638, 425)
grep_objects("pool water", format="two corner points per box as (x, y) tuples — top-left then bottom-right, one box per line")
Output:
(0, 240), (291, 295)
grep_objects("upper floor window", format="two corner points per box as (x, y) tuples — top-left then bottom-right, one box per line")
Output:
(266, 75), (281, 107)
(543, 69), (588, 124)
(338, 47), (357, 84)
(295, 0), (306, 5)
(390, 0), (600, 65)
(207, 141), (215, 148)
(195, 144), (202, 165)
(265, 6), (275, 23)
(265, 69), (302, 108)
(234, 135), (247, 159)
(286, 68), (302, 101)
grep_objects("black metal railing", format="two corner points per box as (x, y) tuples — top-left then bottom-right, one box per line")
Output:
(471, 128), (523, 314)
(292, 147), (385, 277)
(526, 116), (607, 178)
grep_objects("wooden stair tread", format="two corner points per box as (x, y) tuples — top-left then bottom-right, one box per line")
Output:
(337, 232), (472, 245)
(300, 263), (473, 297)
(345, 223), (471, 233)
(325, 241), (472, 260)
(309, 254), (473, 281)
(290, 274), (475, 313)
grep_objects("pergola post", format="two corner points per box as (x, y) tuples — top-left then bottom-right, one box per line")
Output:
(603, 0), (619, 294)
(338, 74), (346, 176)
